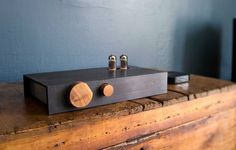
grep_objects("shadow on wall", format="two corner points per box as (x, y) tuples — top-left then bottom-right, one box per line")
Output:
(173, 22), (222, 78)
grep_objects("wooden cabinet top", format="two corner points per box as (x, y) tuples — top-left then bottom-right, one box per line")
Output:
(0, 75), (236, 150)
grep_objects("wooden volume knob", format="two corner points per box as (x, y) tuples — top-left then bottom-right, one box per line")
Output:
(69, 82), (93, 108)
(100, 83), (114, 97)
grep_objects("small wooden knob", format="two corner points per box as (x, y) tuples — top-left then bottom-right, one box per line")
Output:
(100, 83), (114, 97)
(69, 82), (93, 108)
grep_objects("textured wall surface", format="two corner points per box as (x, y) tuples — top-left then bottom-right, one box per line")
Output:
(0, 0), (236, 81)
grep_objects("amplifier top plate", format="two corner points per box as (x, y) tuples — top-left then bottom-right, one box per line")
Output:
(25, 66), (163, 86)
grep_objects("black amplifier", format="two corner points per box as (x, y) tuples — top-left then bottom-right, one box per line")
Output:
(24, 66), (167, 114)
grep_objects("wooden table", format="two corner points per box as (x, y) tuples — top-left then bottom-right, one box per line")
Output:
(0, 75), (236, 150)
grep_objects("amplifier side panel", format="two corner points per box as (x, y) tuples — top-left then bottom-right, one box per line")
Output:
(24, 76), (48, 104)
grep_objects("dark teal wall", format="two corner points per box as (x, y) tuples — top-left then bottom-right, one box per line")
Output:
(0, 0), (235, 81)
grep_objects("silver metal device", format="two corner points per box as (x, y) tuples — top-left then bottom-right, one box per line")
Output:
(120, 54), (128, 70)
(108, 55), (117, 71)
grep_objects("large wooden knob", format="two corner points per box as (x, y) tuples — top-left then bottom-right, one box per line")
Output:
(69, 82), (93, 108)
(100, 83), (114, 97)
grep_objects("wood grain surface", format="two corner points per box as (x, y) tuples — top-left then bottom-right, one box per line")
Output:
(106, 107), (236, 150)
(100, 83), (114, 97)
(0, 75), (235, 150)
(69, 82), (93, 108)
